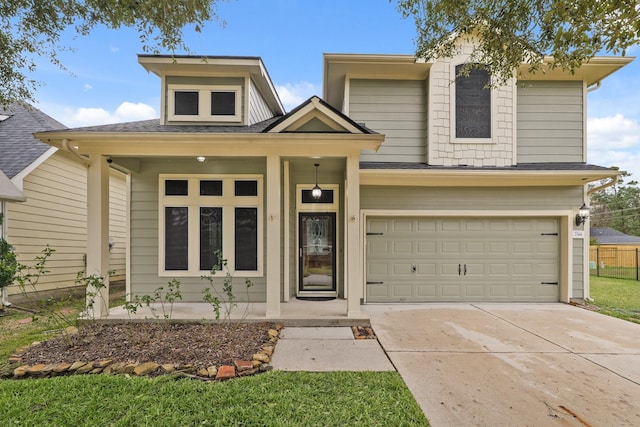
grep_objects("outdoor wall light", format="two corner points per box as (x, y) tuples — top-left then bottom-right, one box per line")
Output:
(312, 163), (322, 199)
(196, 156), (205, 162)
(575, 203), (590, 226)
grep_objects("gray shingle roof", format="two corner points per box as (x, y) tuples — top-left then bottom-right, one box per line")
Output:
(61, 117), (281, 133)
(0, 104), (66, 178)
(359, 162), (615, 172)
(591, 227), (640, 244)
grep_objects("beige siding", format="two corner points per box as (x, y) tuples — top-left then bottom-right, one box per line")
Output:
(349, 79), (427, 163)
(109, 170), (127, 281)
(128, 158), (267, 302)
(517, 81), (584, 163)
(248, 79), (273, 125)
(6, 152), (128, 295)
(6, 152), (86, 294)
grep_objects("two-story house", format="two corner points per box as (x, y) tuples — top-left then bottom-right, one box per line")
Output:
(35, 40), (632, 318)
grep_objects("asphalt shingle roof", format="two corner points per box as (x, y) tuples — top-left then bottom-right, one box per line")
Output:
(591, 227), (640, 244)
(0, 104), (66, 178)
(61, 117), (282, 134)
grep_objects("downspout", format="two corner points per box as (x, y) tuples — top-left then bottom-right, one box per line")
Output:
(587, 81), (601, 93)
(62, 139), (90, 166)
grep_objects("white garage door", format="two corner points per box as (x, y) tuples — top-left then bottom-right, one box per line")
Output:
(366, 217), (560, 302)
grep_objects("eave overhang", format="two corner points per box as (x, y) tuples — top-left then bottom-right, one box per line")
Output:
(0, 169), (25, 202)
(518, 56), (633, 86)
(360, 168), (620, 187)
(34, 131), (384, 157)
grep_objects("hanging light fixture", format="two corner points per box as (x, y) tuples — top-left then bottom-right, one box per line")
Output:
(312, 163), (322, 200)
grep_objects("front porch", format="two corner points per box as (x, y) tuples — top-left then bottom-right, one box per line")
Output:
(104, 298), (370, 326)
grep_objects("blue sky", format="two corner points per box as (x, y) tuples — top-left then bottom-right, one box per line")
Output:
(32, 0), (640, 180)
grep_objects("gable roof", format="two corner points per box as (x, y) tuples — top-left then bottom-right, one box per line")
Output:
(0, 103), (66, 178)
(263, 96), (376, 134)
(591, 227), (640, 245)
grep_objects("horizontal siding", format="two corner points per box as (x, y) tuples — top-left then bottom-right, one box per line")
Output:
(109, 170), (127, 281)
(517, 81), (584, 163)
(6, 152), (128, 295)
(349, 79), (427, 163)
(248, 79), (273, 125)
(129, 158), (267, 302)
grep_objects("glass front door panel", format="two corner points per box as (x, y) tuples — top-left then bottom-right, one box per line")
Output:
(299, 213), (336, 292)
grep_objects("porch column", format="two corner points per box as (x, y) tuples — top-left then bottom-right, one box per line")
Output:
(346, 154), (362, 317)
(265, 155), (281, 317)
(86, 154), (110, 318)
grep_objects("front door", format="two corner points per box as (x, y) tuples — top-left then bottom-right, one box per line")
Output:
(299, 212), (336, 293)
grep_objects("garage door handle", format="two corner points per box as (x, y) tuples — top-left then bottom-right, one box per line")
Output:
(458, 264), (461, 275)
(366, 281), (384, 285)
(464, 264), (467, 276)
(541, 282), (559, 285)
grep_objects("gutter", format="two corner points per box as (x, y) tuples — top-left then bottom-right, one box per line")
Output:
(587, 80), (602, 92)
(62, 139), (90, 166)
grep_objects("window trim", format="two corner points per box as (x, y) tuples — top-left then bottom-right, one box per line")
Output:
(167, 84), (242, 122)
(449, 62), (498, 144)
(158, 174), (263, 277)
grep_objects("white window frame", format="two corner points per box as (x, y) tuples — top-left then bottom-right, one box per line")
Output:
(168, 84), (242, 122)
(449, 62), (498, 144)
(158, 174), (263, 277)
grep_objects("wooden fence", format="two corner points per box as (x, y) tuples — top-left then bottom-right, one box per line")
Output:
(590, 245), (640, 281)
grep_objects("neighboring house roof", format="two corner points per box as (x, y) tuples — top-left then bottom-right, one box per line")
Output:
(0, 103), (66, 178)
(590, 227), (640, 245)
(0, 169), (25, 202)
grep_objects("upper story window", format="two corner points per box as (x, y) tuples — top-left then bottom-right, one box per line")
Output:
(454, 64), (491, 139)
(168, 84), (242, 122)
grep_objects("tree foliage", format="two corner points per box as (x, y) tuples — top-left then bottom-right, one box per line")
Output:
(396, 0), (640, 84)
(590, 169), (640, 237)
(0, 0), (224, 107)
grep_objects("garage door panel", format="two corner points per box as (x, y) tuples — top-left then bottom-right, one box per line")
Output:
(366, 217), (559, 302)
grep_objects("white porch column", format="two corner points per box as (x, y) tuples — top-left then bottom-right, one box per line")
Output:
(265, 155), (281, 317)
(86, 154), (110, 318)
(346, 154), (362, 317)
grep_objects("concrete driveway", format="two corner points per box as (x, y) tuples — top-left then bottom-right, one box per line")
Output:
(365, 303), (640, 426)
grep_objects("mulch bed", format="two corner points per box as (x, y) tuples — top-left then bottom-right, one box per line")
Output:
(18, 322), (275, 370)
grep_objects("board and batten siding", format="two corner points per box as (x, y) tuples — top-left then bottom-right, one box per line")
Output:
(517, 81), (584, 163)
(361, 185), (585, 297)
(128, 157), (267, 302)
(349, 79), (427, 163)
(248, 78), (273, 125)
(6, 152), (127, 294)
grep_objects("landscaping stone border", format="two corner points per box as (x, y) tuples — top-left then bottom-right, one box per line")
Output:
(0, 325), (281, 381)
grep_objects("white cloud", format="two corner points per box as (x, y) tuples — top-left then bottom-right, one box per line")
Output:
(83, 84), (93, 91)
(109, 44), (119, 53)
(61, 102), (157, 127)
(588, 114), (640, 179)
(275, 82), (321, 111)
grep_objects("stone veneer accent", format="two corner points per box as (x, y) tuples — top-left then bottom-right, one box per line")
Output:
(428, 39), (516, 167)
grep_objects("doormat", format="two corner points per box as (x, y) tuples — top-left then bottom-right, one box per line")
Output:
(296, 296), (336, 302)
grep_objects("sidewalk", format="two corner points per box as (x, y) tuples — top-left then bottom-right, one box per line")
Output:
(270, 326), (394, 372)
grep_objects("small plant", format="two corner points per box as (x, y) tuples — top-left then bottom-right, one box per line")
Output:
(75, 271), (108, 321)
(201, 250), (253, 321)
(123, 279), (182, 320)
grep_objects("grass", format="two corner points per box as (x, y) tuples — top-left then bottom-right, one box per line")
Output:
(0, 372), (427, 426)
(0, 288), (428, 426)
(590, 276), (640, 324)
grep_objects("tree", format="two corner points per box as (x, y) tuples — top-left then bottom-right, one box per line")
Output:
(590, 169), (640, 237)
(396, 0), (640, 84)
(1, 0), (224, 107)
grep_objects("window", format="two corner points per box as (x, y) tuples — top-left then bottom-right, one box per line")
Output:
(159, 175), (262, 276)
(168, 85), (241, 122)
(453, 64), (492, 141)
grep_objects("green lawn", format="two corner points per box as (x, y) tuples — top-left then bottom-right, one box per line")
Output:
(0, 292), (428, 426)
(0, 370), (427, 427)
(590, 276), (640, 324)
